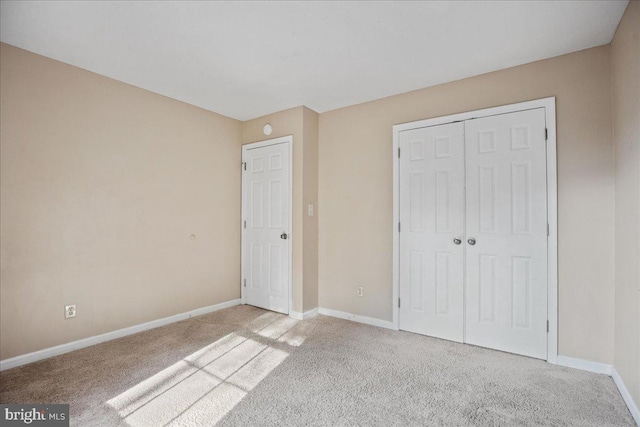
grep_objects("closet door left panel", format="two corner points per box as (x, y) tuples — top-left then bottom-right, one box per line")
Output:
(398, 123), (465, 341)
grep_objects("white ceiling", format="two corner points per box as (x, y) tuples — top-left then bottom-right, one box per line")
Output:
(0, 1), (629, 121)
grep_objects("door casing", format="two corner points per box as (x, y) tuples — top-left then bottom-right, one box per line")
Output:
(241, 135), (294, 315)
(392, 97), (558, 363)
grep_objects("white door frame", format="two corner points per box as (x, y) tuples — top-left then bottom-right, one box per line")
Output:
(392, 97), (558, 363)
(241, 135), (294, 315)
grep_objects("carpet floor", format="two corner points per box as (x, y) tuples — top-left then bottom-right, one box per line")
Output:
(0, 305), (635, 426)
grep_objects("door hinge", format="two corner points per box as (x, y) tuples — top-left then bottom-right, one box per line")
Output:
(398, 298), (401, 308)
(243, 162), (247, 171)
(398, 222), (401, 232)
(398, 147), (401, 158)
(244, 220), (247, 229)
(547, 223), (549, 236)
(244, 279), (246, 288)
(545, 128), (548, 141)
(547, 320), (549, 333)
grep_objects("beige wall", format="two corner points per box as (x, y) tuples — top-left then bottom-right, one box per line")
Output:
(612, 0), (640, 407)
(302, 108), (319, 312)
(319, 45), (616, 364)
(241, 106), (319, 314)
(0, 44), (242, 360)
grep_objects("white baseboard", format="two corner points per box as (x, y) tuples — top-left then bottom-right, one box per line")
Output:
(556, 355), (613, 375)
(612, 367), (640, 425)
(556, 356), (640, 424)
(289, 307), (319, 320)
(303, 307), (319, 319)
(0, 298), (242, 371)
(318, 307), (396, 330)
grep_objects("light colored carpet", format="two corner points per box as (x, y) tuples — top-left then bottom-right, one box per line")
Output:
(0, 305), (635, 426)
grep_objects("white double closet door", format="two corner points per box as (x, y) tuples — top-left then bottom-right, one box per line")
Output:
(399, 108), (548, 359)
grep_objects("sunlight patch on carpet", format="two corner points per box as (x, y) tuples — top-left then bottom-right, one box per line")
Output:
(107, 313), (309, 426)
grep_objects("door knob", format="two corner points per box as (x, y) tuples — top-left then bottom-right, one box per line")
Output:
(280, 232), (288, 240)
(467, 237), (476, 245)
(453, 237), (462, 245)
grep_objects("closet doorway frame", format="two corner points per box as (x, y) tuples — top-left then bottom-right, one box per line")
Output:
(392, 97), (558, 363)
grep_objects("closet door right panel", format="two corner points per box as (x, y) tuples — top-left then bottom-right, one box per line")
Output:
(464, 108), (548, 360)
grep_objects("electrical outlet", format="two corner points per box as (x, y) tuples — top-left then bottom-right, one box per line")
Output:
(356, 286), (364, 297)
(65, 304), (76, 319)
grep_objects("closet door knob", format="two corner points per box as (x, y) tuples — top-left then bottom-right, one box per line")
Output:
(467, 238), (476, 246)
(453, 238), (462, 245)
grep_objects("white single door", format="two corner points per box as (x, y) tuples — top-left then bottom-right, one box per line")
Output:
(242, 141), (291, 314)
(464, 108), (548, 359)
(399, 122), (465, 342)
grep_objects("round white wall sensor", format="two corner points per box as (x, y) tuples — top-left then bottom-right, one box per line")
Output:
(263, 124), (273, 136)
